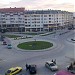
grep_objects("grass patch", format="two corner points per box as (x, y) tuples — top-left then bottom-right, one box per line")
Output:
(18, 32), (43, 35)
(40, 32), (56, 36)
(4, 35), (21, 38)
(17, 41), (53, 50)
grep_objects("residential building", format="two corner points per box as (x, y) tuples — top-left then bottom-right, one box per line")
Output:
(73, 17), (75, 28)
(24, 10), (73, 32)
(0, 7), (73, 32)
(0, 7), (25, 32)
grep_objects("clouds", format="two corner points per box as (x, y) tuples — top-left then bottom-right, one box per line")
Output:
(0, 0), (21, 4)
(0, 0), (74, 12)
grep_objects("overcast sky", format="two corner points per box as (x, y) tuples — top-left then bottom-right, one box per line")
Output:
(0, 0), (74, 12)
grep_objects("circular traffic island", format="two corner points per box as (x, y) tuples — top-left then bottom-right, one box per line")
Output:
(17, 41), (53, 50)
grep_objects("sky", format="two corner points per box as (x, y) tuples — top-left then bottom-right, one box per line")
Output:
(0, 0), (74, 12)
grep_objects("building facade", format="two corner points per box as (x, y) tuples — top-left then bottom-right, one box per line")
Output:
(0, 7), (73, 32)
(73, 17), (75, 28)
(0, 7), (25, 32)
(24, 10), (73, 32)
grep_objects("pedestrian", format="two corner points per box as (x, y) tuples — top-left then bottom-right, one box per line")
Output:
(29, 65), (31, 70)
(68, 63), (73, 70)
(51, 59), (53, 62)
(26, 63), (29, 71)
(53, 59), (56, 64)
(73, 61), (75, 65)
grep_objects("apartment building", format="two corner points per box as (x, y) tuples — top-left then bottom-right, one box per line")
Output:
(0, 7), (25, 32)
(73, 17), (75, 28)
(24, 10), (73, 32)
(0, 7), (73, 32)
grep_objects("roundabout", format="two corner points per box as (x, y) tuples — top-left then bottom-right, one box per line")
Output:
(0, 30), (74, 75)
(17, 41), (53, 50)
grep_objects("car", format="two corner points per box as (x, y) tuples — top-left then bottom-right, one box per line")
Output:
(7, 44), (12, 49)
(3, 41), (7, 45)
(45, 61), (58, 71)
(28, 64), (37, 74)
(54, 70), (75, 75)
(5, 67), (22, 75)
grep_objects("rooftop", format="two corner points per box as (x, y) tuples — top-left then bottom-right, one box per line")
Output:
(0, 7), (25, 13)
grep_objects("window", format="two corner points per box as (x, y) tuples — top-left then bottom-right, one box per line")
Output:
(7, 25), (11, 27)
(52, 15), (53, 17)
(2, 21), (6, 23)
(10, 15), (13, 16)
(49, 15), (51, 17)
(50, 63), (55, 66)
(44, 18), (47, 20)
(25, 22), (27, 23)
(7, 70), (11, 73)
(18, 18), (22, 20)
(10, 21), (14, 23)
(44, 15), (47, 17)
(49, 21), (51, 23)
(3, 25), (6, 27)
(25, 16), (27, 17)
(49, 18), (51, 20)
(1, 15), (5, 17)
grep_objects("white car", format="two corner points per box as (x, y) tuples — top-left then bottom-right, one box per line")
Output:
(45, 61), (58, 71)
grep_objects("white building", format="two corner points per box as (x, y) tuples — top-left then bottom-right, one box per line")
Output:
(0, 8), (73, 32)
(0, 7), (25, 32)
(73, 17), (75, 28)
(24, 10), (73, 32)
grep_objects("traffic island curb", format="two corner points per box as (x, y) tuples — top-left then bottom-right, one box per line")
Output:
(11, 38), (57, 52)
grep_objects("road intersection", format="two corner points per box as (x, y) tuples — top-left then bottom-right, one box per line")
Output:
(0, 30), (75, 75)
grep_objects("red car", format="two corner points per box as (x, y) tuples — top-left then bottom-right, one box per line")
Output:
(54, 70), (75, 75)
(3, 41), (7, 45)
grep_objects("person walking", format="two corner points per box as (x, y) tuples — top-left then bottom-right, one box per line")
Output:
(26, 63), (29, 71)
(53, 59), (56, 64)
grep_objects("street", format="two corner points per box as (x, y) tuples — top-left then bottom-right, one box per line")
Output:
(0, 30), (75, 75)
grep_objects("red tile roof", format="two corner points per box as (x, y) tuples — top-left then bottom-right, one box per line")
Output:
(0, 7), (25, 12)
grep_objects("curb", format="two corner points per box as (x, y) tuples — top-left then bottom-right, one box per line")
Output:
(11, 38), (57, 52)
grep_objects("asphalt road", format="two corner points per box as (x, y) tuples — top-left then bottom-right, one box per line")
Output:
(0, 29), (75, 75)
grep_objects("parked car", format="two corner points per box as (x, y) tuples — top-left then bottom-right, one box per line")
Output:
(54, 70), (75, 75)
(7, 44), (12, 49)
(45, 61), (58, 71)
(29, 64), (37, 74)
(3, 41), (7, 45)
(5, 67), (22, 75)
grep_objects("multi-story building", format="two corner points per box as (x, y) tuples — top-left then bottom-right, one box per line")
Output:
(0, 7), (73, 32)
(73, 17), (75, 28)
(24, 10), (73, 32)
(0, 7), (25, 32)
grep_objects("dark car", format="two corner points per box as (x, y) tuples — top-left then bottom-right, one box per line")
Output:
(29, 64), (37, 74)
(3, 41), (7, 45)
